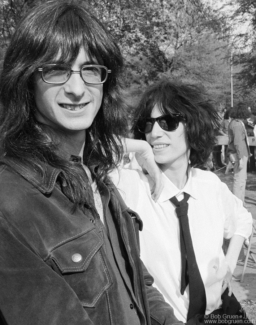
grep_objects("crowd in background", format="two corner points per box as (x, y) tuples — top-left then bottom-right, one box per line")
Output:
(206, 103), (256, 204)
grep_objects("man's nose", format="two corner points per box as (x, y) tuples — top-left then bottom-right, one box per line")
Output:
(64, 71), (87, 97)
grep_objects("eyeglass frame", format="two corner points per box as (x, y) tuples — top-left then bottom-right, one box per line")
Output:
(37, 63), (112, 85)
(137, 113), (186, 134)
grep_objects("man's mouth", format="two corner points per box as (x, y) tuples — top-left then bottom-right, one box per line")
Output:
(60, 104), (87, 111)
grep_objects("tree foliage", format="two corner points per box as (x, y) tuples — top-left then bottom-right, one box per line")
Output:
(223, 0), (256, 106)
(0, 0), (234, 107)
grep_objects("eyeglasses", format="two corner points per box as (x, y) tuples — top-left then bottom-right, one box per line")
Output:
(38, 64), (111, 85)
(137, 114), (186, 134)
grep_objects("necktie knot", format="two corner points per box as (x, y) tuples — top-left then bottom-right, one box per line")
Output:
(176, 203), (188, 219)
(171, 194), (189, 221)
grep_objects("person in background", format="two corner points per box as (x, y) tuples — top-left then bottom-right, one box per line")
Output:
(244, 106), (256, 172)
(244, 106), (256, 136)
(211, 109), (226, 170)
(0, 2), (181, 325)
(111, 79), (252, 324)
(221, 109), (233, 174)
(222, 109), (231, 135)
(227, 103), (251, 202)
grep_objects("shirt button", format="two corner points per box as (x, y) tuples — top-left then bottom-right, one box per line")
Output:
(130, 303), (134, 309)
(72, 253), (82, 263)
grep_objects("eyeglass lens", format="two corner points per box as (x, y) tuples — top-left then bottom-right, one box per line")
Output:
(42, 65), (107, 84)
(138, 115), (182, 133)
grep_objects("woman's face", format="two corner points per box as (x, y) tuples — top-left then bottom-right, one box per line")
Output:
(146, 105), (190, 171)
(34, 47), (103, 138)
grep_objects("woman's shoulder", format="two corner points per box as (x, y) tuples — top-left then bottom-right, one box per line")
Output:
(109, 167), (152, 208)
(190, 168), (231, 200)
(110, 167), (149, 186)
(192, 167), (222, 184)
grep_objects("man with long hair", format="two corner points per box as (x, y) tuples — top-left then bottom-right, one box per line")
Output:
(0, 1), (180, 324)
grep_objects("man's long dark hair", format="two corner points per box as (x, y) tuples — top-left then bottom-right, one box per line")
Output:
(133, 79), (220, 167)
(0, 0), (128, 206)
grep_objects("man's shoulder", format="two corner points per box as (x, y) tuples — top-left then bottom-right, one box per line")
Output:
(0, 156), (61, 195)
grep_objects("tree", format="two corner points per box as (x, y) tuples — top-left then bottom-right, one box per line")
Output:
(222, 0), (256, 107)
(65, 0), (224, 87)
(0, 0), (231, 105)
(0, 0), (42, 45)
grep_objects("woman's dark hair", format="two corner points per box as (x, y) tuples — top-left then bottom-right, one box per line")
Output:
(229, 102), (251, 119)
(133, 78), (220, 167)
(0, 0), (128, 206)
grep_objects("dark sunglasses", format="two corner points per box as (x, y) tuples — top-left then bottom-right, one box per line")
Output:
(137, 114), (186, 134)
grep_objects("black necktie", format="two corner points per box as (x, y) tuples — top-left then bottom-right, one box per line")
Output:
(170, 193), (206, 321)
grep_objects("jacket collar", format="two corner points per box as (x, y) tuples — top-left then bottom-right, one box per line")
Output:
(0, 156), (62, 194)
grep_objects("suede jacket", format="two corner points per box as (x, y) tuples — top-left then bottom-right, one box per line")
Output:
(0, 157), (180, 325)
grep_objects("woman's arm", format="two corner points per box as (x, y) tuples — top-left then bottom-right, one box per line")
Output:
(226, 234), (245, 273)
(121, 138), (163, 201)
(221, 234), (245, 295)
(220, 181), (253, 295)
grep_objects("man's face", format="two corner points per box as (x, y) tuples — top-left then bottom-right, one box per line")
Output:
(34, 47), (103, 137)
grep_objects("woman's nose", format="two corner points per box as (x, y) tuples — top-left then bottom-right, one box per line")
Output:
(150, 120), (163, 138)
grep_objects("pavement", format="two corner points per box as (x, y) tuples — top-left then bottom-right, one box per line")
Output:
(215, 167), (256, 314)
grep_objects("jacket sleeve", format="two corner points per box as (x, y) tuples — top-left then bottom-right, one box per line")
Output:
(0, 214), (94, 325)
(142, 262), (183, 325)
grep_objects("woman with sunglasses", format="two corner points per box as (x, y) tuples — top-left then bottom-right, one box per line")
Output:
(112, 79), (252, 324)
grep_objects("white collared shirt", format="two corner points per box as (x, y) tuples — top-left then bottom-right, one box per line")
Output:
(110, 167), (252, 322)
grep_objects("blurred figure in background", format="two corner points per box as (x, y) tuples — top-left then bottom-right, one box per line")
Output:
(244, 106), (256, 172)
(222, 109), (231, 135)
(227, 103), (251, 202)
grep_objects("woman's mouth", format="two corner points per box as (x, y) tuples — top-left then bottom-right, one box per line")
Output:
(153, 144), (169, 149)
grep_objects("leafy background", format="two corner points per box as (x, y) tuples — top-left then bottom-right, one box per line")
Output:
(0, 0), (256, 111)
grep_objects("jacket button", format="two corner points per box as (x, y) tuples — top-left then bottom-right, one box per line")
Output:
(130, 303), (134, 309)
(72, 253), (82, 263)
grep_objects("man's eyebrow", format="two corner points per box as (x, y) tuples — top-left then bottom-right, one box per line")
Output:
(48, 60), (99, 66)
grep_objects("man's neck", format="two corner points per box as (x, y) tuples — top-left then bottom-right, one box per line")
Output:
(53, 129), (86, 160)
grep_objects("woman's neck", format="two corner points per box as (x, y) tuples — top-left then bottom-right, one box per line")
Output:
(161, 162), (190, 190)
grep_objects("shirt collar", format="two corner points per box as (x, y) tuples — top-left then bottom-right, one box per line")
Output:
(157, 167), (198, 203)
